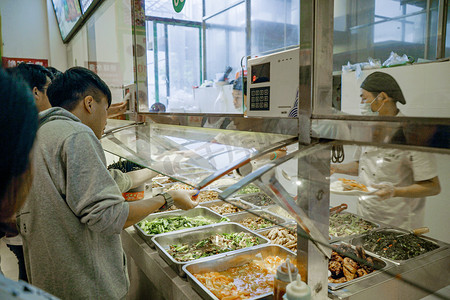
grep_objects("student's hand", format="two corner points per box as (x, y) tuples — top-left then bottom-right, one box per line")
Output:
(167, 190), (198, 210)
(107, 94), (130, 118)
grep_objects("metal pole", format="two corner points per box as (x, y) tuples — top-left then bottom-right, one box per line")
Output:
(436, 0), (448, 59)
(425, 0), (431, 59)
(298, 0), (334, 298)
(153, 22), (159, 103)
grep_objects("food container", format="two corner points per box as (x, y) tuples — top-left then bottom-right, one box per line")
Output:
(328, 242), (393, 291)
(350, 228), (446, 265)
(199, 199), (255, 215)
(162, 184), (221, 202)
(134, 207), (228, 248)
(227, 209), (287, 232)
(239, 193), (276, 207)
(152, 222), (270, 276)
(258, 223), (298, 252)
(205, 176), (239, 190)
(183, 244), (297, 300)
(329, 211), (380, 242)
(234, 184), (261, 195)
(152, 175), (177, 185)
(265, 206), (295, 221)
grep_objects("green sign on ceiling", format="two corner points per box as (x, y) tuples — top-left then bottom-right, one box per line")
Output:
(172, 0), (186, 13)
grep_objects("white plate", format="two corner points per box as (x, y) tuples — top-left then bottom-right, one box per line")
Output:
(330, 180), (377, 196)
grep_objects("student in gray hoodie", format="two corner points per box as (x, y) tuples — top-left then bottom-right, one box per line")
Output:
(17, 67), (197, 299)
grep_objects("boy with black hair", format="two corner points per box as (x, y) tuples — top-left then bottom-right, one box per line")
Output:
(7, 63), (53, 112)
(17, 66), (197, 299)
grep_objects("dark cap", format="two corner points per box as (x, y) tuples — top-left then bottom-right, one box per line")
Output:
(360, 71), (406, 105)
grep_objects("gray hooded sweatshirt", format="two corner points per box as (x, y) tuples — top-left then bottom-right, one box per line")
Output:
(17, 108), (130, 299)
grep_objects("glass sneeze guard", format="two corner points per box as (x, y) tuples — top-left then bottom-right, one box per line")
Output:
(219, 143), (333, 258)
(101, 120), (297, 189)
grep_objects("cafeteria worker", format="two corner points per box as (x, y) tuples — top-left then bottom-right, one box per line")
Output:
(331, 72), (441, 230)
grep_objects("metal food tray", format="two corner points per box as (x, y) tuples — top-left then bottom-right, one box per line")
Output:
(329, 211), (381, 243)
(238, 193), (277, 207)
(198, 199), (255, 215)
(226, 209), (288, 232)
(350, 228), (447, 265)
(234, 184), (262, 196)
(328, 241), (394, 291)
(265, 205), (295, 222)
(134, 207), (228, 248)
(183, 244), (297, 300)
(152, 222), (270, 277)
(258, 223), (298, 252)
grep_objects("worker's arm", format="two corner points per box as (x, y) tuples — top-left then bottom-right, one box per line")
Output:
(330, 161), (359, 176)
(374, 176), (441, 200)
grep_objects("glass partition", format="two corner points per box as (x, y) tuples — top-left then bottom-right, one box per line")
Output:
(317, 0), (450, 119)
(250, 0), (300, 55)
(101, 122), (296, 189)
(217, 142), (450, 299)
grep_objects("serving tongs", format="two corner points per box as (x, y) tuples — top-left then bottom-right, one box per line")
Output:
(329, 203), (348, 215)
(396, 227), (429, 238)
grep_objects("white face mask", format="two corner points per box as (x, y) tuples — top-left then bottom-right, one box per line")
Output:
(359, 94), (380, 116)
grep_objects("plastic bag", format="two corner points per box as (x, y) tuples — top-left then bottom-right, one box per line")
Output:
(382, 51), (412, 67)
(342, 57), (382, 78)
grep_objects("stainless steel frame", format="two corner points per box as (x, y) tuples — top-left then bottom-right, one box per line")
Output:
(125, 0), (450, 299)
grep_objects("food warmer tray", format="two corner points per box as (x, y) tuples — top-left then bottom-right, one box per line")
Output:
(152, 222), (270, 276)
(350, 228), (448, 265)
(264, 205), (295, 222)
(328, 211), (382, 243)
(134, 207), (228, 248)
(183, 244), (297, 300)
(226, 209), (289, 232)
(258, 223), (298, 252)
(238, 193), (276, 208)
(327, 242), (394, 291)
(198, 199), (255, 215)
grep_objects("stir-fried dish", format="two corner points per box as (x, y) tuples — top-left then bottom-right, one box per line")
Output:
(261, 227), (297, 252)
(138, 216), (226, 235)
(236, 185), (261, 195)
(362, 231), (439, 260)
(338, 178), (369, 192)
(193, 256), (286, 300)
(241, 193), (275, 206)
(329, 244), (376, 284)
(237, 215), (276, 231)
(168, 232), (262, 262)
(210, 203), (246, 215)
(329, 213), (377, 238)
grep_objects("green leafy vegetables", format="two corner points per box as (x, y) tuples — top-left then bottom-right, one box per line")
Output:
(362, 231), (439, 260)
(236, 185), (261, 195)
(168, 232), (261, 262)
(138, 216), (227, 235)
(329, 213), (377, 237)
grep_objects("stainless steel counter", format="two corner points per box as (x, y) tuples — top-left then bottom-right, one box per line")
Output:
(122, 226), (450, 300)
(121, 227), (202, 300)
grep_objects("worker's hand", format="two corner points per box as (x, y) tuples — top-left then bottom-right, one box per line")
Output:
(330, 164), (337, 175)
(167, 190), (198, 210)
(371, 182), (396, 201)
